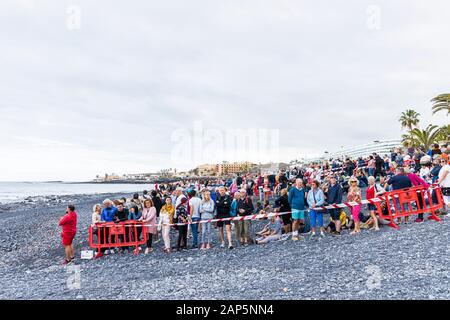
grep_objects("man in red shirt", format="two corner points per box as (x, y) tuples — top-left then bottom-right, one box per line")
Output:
(59, 205), (77, 265)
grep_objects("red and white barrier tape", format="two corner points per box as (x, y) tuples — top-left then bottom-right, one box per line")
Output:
(98, 185), (441, 228)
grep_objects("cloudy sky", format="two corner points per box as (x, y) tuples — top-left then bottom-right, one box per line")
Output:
(0, 0), (448, 181)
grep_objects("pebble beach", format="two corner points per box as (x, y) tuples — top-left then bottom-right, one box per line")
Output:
(1, 193), (449, 300)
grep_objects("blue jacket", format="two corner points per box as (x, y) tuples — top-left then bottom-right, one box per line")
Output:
(288, 187), (306, 210)
(128, 211), (142, 221)
(101, 206), (118, 222)
(307, 189), (325, 208)
(230, 199), (238, 217)
(327, 183), (343, 205)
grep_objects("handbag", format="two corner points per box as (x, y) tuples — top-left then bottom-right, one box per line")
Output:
(442, 187), (450, 197)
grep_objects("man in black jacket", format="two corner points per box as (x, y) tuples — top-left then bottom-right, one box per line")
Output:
(151, 190), (163, 217)
(237, 189), (254, 246)
(114, 202), (129, 252)
(215, 187), (233, 249)
(374, 153), (385, 177)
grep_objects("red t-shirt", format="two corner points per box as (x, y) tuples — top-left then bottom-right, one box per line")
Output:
(59, 211), (77, 235)
(366, 186), (375, 200)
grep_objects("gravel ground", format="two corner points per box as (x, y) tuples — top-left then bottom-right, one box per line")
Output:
(0, 193), (449, 300)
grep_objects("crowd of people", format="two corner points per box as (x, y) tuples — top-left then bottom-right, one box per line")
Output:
(59, 144), (450, 263)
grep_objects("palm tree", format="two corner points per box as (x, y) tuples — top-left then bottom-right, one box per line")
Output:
(431, 93), (450, 116)
(401, 133), (418, 148)
(408, 125), (441, 150)
(436, 124), (450, 142)
(399, 109), (421, 131)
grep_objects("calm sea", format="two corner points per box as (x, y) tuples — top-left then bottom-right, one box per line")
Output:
(0, 182), (154, 204)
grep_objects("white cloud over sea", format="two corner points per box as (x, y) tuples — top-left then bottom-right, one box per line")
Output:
(0, 0), (449, 181)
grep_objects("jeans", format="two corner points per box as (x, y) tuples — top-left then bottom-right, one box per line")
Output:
(309, 209), (324, 228)
(191, 217), (201, 247)
(394, 199), (410, 213)
(201, 221), (212, 244)
(258, 186), (264, 202)
(368, 168), (375, 177)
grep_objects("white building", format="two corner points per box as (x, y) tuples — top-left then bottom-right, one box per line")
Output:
(304, 139), (402, 163)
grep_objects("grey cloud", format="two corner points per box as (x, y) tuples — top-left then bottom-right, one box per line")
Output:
(0, 0), (449, 180)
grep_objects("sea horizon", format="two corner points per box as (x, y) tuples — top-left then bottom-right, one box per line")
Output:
(0, 181), (153, 205)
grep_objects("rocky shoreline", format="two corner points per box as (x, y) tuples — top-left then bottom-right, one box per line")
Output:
(0, 192), (449, 300)
(0, 192), (136, 214)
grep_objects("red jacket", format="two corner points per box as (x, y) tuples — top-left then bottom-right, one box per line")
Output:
(59, 211), (77, 235)
(408, 173), (429, 188)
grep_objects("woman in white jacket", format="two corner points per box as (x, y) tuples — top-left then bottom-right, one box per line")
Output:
(158, 197), (175, 253)
(199, 190), (215, 250)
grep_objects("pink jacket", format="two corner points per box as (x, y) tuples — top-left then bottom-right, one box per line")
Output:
(408, 173), (429, 188)
(141, 207), (157, 234)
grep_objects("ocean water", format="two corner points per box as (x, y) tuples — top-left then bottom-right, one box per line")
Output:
(0, 182), (153, 204)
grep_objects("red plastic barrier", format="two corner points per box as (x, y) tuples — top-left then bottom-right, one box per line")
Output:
(376, 186), (443, 229)
(89, 221), (148, 254)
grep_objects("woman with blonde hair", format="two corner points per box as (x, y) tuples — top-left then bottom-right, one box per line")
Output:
(365, 176), (385, 231)
(139, 199), (157, 254)
(347, 177), (362, 234)
(199, 189), (215, 250)
(158, 197), (175, 253)
(91, 204), (102, 226)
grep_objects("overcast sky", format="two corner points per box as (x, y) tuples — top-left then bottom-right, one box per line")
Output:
(0, 0), (449, 181)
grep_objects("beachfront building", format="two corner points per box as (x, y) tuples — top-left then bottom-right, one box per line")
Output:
(192, 161), (258, 176)
(195, 164), (218, 176)
(217, 161), (257, 175)
(303, 139), (402, 163)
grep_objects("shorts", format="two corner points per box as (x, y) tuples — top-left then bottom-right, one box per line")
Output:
(62, 233), (75, 246)
(367, 203), (377, 211)
(216, 214), (231, 228)
(328, 208), (340, 221)
(292, 209), (305, 220)
(281, 212), (292, 225)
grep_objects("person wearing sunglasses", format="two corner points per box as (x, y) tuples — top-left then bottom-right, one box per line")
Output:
(347, 177), (362, 234)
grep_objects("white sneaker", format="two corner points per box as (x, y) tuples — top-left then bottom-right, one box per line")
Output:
(105, 250), (110, 255)
(144, 248), (150, 254)
(320, 232), (325, 238)
(220, 242), (225, 248)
